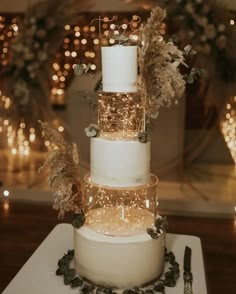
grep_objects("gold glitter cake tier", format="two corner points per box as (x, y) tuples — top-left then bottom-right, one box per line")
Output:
(83, 173), (158, 235)
(85, 207), (155, 236)
(98, 92), (145, 138)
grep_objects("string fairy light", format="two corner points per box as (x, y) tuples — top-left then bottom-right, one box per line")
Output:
(83, 173), (158, 235)
(49, 13), (143, 105)
(221, 96), (236, 164)
(0, 13), (144, 106)
(0, 13), (144, 158)
(3, 190), (10, 197)
(98, 92), (145, 139)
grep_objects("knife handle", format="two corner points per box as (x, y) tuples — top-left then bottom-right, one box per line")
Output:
(184, 272), (193, 294)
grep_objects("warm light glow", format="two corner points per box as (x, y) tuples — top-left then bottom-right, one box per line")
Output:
(230, 19), (235, 26)
(1, 13), (143, 108)
(84, 173), (158, 233)
(83, 26), (89, 32)
(11, 148), (17, 154)
(130, 34), (138, 41)
(45, 140), (50, 147)
(71, 51), (77, 57)
(64, 24), (70, 30)
(23, 148), (30, 156)
(90, 64), (96, 70)
(56, 89), (64, 95)
(3, 202), (9, 211)
(53, 63), (60, 71)
(145, 199), (150, 209)
(52, 75), (58, 81)
(221, 97), (236, 163)
(98, 92), (145, 137)
(86, 207), (155, 236)
(29, 133), (36, 142)
(64, 63), (70, 70)
(12, 23), (18, 32)
(58, 126), (64, 132)
(3, 190), (10, 197)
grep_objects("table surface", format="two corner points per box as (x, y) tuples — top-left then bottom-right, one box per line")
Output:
(2, 224), (208, 294)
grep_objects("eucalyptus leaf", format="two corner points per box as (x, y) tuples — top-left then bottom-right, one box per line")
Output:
(74, 64), (84, 76)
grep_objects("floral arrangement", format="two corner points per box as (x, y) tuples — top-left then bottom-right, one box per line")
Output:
(159, 0), (236, 82)
(138, 6), (200, 119)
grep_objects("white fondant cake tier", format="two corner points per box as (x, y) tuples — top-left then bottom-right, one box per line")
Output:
(91, 137), (150, 187)
(102, 46), (137, 93)
(74, 225), (165, 289)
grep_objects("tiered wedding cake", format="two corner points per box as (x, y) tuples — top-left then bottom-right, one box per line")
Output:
(74, 45), (165, 289)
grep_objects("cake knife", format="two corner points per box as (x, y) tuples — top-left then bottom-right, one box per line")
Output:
(183, 246), (193, 294)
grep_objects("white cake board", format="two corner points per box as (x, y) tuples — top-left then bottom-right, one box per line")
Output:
(2, 224), (208, 294)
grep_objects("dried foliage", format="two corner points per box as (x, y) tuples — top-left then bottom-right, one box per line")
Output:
(39, 121), (83, 219)
(139, 6), (186, 119)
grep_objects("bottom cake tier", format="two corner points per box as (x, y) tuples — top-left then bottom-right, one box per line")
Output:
(74, 224), (165, 289)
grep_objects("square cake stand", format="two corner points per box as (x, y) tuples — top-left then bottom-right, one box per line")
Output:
(2, 223), (208, 294)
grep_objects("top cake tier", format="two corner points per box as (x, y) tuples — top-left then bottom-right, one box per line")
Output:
(102, 46), (138, 93)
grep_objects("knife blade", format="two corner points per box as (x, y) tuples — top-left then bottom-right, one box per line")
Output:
(183, 246), (193, 294)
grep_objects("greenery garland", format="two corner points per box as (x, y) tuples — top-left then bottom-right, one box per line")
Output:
(56, 248), (180, 294)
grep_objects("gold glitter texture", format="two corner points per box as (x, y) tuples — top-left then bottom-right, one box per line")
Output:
(83, 173), (158, 235)
(86, 207), (155, 236)
(98, 92), (145, 138)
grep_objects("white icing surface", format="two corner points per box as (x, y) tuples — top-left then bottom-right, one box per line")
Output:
(90, 137), (150, 187)
(102, 46), (138, 93)
(74, 225), (165, 289)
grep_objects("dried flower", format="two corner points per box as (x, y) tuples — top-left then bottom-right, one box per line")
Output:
(147, 216), (168, 239)
(139, 6), (186, 119)
(74, 64), (85, 76)
(158, 0), (236, 85)
(137, 131), (150, 143)
(85, 124), (99, 138)
(39, 121), (83, 219)
(72, 211), (86, 228)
